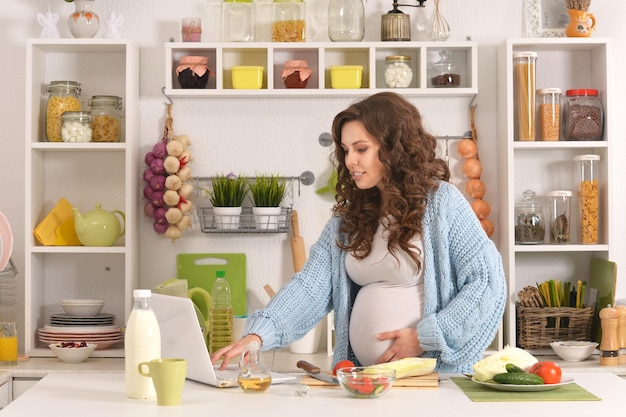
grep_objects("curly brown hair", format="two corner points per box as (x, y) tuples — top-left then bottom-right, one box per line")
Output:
(331, 92), (450, 271)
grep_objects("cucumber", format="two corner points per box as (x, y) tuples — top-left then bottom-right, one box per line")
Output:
(493, 372), (544, 385)
(505, 363), (526, 373)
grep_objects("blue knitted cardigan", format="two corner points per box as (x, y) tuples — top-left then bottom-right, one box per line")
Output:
(245, 181), (507, 374)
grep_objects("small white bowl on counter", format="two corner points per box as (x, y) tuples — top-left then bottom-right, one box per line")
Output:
(550, 341), (598, 362)
(49, 342), (97, 363)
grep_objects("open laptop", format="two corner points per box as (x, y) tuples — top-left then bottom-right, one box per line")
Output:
(150, 293), (296, 388)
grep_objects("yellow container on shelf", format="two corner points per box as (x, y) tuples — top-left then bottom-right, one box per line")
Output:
(330, 65), (363, 89)
(231, 66), (264, 89)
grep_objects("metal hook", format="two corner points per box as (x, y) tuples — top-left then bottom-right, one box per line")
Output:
(161, 86), (173, 106)
(469, 94), (477, 109)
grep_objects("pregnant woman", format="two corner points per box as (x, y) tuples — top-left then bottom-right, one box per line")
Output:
(211, 92), (507, 374)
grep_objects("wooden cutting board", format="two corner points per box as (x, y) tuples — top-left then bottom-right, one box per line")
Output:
(301, 372), (439, 389)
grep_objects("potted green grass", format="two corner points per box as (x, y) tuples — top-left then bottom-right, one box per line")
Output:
(210, 173), (248, 230)
(249, 174), (287, 230)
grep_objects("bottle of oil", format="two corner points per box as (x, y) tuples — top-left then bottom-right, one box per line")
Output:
(209, 271), (233, 354)
(237, 341), (272, 393)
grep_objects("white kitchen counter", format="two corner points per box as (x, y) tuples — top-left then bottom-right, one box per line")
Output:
(1, 371), (624, 417)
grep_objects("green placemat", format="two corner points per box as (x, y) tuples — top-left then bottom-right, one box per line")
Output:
(451, 377), (601, 402)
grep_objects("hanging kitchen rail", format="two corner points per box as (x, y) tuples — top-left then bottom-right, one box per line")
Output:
(193, 172), (314, 234)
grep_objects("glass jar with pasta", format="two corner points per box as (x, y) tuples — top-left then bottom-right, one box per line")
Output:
(272, 0), (306, 42)
(513, 52), (537, 141)
(88, 95), (122, 142)
(573, 154), (600, 244)
(46, 81), (82, 142)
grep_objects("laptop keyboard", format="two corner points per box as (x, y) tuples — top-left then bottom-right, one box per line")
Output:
(215, 367), (240, 382)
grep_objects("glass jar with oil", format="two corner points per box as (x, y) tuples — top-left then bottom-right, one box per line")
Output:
(237, 341), (272, 393)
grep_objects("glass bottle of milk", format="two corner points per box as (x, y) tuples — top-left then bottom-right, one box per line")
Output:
(125, 289), (161, 399)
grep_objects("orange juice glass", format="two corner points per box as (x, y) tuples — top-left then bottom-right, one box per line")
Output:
(0, 322), (17, 366)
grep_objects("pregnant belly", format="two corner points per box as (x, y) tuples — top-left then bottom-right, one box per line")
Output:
(349, 282), (423, 366)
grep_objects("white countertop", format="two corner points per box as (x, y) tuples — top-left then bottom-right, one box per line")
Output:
(1, 371), (625, 417)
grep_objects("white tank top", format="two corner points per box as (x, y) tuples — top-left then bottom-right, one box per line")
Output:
(346, 223), (424, 365)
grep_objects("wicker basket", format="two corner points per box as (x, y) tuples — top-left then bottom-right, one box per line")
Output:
(516, 303), (594, 349)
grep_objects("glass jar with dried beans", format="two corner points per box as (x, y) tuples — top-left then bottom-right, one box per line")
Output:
(46, 81), (82, 142)
(514, 189), (545, 244)
(563, 89), (604, 141)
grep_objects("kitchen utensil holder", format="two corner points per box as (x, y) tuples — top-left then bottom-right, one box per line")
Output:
(516, 303), (594, 349)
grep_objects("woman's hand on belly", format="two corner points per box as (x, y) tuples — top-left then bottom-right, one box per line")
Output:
(374, 327), (424, 364)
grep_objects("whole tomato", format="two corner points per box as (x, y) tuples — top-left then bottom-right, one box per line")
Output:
(529, 361), (562, 384)
(333, 359), (355, 376)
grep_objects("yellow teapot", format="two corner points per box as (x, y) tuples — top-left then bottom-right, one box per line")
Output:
(153, 278), (213, 347)
(73, 203), (125, 246)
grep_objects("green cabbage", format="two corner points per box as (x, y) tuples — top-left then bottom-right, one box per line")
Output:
(365, 357), (437, 379)
(472, 346), (538, 382)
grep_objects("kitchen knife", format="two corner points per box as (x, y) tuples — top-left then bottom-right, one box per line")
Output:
(297, 360), (339, 385)
(290, 210), (306, 272)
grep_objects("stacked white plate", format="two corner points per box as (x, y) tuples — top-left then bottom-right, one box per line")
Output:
(38, 325), (123, 350)
(50, 313), (116, 326)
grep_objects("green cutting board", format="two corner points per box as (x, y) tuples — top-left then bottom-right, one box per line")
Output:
(589, 257), (617, 342)
(176, 253), (247, 317)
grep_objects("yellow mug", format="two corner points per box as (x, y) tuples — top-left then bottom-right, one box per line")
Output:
(0, 322), (17, 366)
(138, 358), (187, 406)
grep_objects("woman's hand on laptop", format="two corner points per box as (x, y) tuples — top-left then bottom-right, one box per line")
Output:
(210, 334), (262, 370)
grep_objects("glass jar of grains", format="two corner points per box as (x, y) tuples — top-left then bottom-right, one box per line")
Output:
(537, 87), (561, 141)
(88, 95), (122, 142)
(61, 111), (92, 143)
(46, 81), (81, 142)
(384, 56), (413, 88)
(272, 0), (306, 42)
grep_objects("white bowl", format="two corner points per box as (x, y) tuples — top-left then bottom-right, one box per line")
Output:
(550, 341), (598, 362)
(49, 342), (97, 363)
(60, 299), (105, 316)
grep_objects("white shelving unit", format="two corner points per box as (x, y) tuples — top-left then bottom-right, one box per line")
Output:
(24, 39), (139, 357)
(164, 41), (477, 97)
(496, 38), (614, 351)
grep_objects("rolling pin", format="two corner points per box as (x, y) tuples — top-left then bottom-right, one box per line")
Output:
(290, 210), (306, 272)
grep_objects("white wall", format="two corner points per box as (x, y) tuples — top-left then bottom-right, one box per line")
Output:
(1, 1), (625, 351)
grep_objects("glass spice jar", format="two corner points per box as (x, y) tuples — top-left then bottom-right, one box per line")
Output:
(61, 111), (92, 143)
(272, 0), (306, 42)
(563, 89), (604, 141)
(46, 81), (82, 142)
(88, 95), (122, 142)
(281, 60), (312, 88)
(515, 189), (545, 244)
(384, 56), (413, 88)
